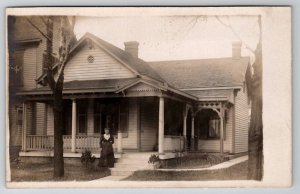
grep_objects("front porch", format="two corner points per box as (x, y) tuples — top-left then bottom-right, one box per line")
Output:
(18, 79), (233, 161)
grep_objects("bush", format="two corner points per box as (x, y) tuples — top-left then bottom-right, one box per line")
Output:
(148, 154), (161, 169)
(148, 154), (160, 164)
(80, 150), (96, 169)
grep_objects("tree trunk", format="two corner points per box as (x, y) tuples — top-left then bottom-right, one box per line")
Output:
(45, 17), (65, 178)
(53, 89), (64, 178)
(248, 16), (263, 180)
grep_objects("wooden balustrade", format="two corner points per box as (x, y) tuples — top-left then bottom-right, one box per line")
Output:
(26, 135), (101, 151)
(164, 135), (185, 152)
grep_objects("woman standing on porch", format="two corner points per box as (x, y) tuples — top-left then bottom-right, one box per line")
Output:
(99, 128), (115, 168)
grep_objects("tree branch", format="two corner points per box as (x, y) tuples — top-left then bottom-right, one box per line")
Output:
(215, 16), (255, 54)
(25, 17), (52, 42)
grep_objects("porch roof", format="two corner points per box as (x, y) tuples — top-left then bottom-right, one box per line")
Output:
(16, 78), (198, 101)
(17, 78), (140, 95)
(185, 89), (234, 103)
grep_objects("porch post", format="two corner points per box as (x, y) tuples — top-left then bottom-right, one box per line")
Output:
(117, 104), (123, 154)
(191, 115), (195, 151)
(71, 99), (77, 153)
(117, 131), (123, 154)
(183, 107), (187, 152)
(22, 102), (27, 152)
(220, 107), (224, 154)
(158, 97), (164, 155)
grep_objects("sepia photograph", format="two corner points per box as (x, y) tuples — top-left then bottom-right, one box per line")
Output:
(6, 7), (291, 188)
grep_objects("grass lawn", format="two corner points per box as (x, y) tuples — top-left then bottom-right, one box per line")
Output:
(161, 153), (228, 169)
(10, 161), (110, 182)
(123, 161), (248, 181)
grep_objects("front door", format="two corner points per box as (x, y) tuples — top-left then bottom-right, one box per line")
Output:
(139, 97), (158, 152)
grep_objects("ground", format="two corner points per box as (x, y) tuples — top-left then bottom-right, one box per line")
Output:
(10, 161), (110, 182)
(123, 161), (248, 181)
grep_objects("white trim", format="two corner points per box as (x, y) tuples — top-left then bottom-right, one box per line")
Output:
(180, 86), (242, 91)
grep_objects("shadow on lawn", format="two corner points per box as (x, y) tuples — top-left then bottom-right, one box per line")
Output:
(123, 161), (248, 181)
(10, 161), (111, 182)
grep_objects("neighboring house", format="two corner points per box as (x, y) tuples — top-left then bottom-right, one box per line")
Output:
(8, 16), (72, 158)
(13, 32), (251, 160)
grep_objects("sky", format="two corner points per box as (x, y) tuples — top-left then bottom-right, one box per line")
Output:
(74, 15), (260, 62)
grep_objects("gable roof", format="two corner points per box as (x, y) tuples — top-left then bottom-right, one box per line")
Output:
(70, 32), (165, 83)
(148, 57), (250, 89)
(37, 32), (165, 85)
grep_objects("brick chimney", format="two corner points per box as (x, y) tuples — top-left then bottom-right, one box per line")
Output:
(124, 41), (139, 58)
(232, 41), (242, 59)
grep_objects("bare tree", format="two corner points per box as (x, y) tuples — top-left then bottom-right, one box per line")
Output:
(185, 15), (263, 180)
(215, 15), (263, 180)
(26, 16), (76, 178)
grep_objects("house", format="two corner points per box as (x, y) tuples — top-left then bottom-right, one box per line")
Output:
(11, 32), (251, 161)
(8, 16), (74, 158)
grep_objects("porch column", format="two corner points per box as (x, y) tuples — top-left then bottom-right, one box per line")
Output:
(71, 99), (77, 153)
(22, 102), (27, 152)
(117, 131), (123, 154)
(220, 107), (224, 154)
(191, 115), (195, 151)
(117, 104), (123, 153)
(158, 97), (164, 155)
(183, 108), (187, 152)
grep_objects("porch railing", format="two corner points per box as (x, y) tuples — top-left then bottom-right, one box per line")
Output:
(26, 135), (101, 151)
(164, 135), (184, 152)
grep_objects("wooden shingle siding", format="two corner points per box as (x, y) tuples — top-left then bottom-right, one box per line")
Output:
(63, 44), (136, 82)
(198, 106), (233, 153)
(122, 98), (139, 149)
(140, 98), (158, 151)
(35, 103), (46, 135)
(23, 46), (37, 90)
(234, 88), (249, 153)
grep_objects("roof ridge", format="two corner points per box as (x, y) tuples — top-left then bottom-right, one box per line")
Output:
(148, 56), (250, 64)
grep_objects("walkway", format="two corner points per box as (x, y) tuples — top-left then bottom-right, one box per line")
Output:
(156, 155), (248, 172)
(90, 155), (248, 181)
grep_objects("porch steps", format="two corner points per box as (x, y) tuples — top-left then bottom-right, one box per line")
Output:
(110, 153), (153, 176)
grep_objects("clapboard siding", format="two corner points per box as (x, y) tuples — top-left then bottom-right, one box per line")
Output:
(234, 87), (249, 153)
(35, 103), (46, 135)
(9, 104), (23, 146)
(140, 98), (158, 151)
(198, 106), (234, 153)
(23, 46), (37, 90)
(64, 44), (136, 82)
(26, 103), (34, 135)
(47, 104), (54, 136)
(122, 98), (139, 149)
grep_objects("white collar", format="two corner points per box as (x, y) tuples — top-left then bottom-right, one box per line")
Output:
(104, 134), (110, 140)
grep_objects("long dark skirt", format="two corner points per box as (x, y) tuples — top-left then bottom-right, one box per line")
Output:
(99, 141), (115, 168)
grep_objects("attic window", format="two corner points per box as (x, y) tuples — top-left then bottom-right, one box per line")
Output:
(87, 55), (94, 63)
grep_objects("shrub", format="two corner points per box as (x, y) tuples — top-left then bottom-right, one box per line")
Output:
(148, 154), (161, 169)
(148, 154), (160, 164)
(80, 150), (96, 169)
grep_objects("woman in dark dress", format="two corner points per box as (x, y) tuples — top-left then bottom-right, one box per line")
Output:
(99, 128), (115, 168)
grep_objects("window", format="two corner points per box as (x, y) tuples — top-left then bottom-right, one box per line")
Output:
(119, 100), (129, 138)
(42, 52), (59, 74)
(16, 107), (23, 126)
(164, 99), (183, 136)
(77, 102), (87, 134)
(11, 50), (24, 86)
(198, 109), (226, 140)
(94, 103), (101, 134)
(208, 119), (220, 138)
